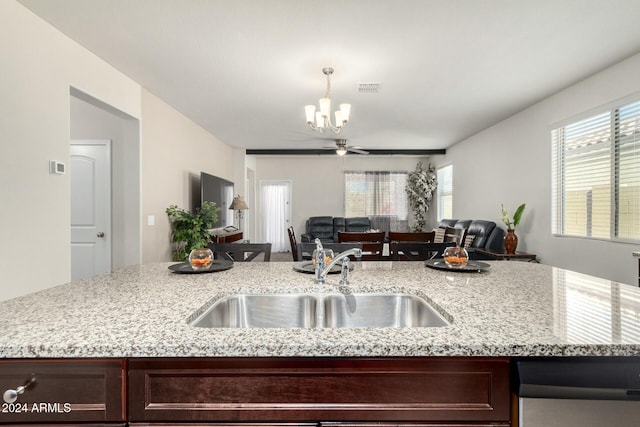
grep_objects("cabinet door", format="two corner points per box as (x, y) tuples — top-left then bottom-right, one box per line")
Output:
(128, 357), (510, 423)
(0, 359), (125, 424)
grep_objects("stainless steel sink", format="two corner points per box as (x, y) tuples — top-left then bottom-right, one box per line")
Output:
(190, 293), (317, 328)
(323, 293), (449, 328)
(190, 293), (449, 329)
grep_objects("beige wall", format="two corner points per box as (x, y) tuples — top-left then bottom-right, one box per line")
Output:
(0, 1), (141, 301)
(442, 52), (640, 286)
(140, 89), (233, 263)
(0, 1), (234, 301)
(253, 155), (432, 245)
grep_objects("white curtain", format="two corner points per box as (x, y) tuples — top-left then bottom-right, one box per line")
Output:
(261, 181), (290, 252)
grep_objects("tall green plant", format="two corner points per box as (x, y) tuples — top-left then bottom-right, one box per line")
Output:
(166, 201), (220, 261)
(405, 162), (438, 231)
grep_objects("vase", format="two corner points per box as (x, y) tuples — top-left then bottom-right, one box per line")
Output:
(504, 229), (518, 254)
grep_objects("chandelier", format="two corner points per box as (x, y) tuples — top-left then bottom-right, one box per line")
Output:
(305, 67), (351, 134)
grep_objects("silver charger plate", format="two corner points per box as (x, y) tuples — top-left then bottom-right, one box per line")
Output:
(168, 259), (234, 274)
(425, 259), (491, 272)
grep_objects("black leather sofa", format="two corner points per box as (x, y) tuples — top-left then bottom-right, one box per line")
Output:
(437, 219), (506, 259)
(301, 216), (372, 243)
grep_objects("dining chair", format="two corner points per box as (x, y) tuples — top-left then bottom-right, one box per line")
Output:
(388, 231), (436, 242)
(337, 231), (385, 260)
(287, 226), (299, 261)
(298, 242), (363, 261)
(390, 241), (456, 261)
(209, 242), (272, 262)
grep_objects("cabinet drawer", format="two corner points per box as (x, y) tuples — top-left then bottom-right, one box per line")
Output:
(128, 357), (510, 423)
(0, 359), (125, 423)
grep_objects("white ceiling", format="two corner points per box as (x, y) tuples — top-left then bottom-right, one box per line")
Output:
(18, 0), (640, 153)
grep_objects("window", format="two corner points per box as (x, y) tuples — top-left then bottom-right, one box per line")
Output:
(344, 171), (408, 231)
(552, 98), (640, 241)
(437, 164), (453, 221)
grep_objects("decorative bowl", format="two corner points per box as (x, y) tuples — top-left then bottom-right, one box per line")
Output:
(443, 246), (469, 268)
(188, 248), (214, 270)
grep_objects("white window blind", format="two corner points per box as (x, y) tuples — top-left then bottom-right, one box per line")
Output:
(344, 171), (408, 231)
(552, 98), (640, 241)
(437, 165), (453, 221)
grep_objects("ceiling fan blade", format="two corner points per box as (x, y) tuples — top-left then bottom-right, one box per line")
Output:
(348, 147), (369, 155)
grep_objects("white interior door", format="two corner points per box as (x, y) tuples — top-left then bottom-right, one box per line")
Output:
(70, 140), (111, 281)
(260, 180), (291, 252)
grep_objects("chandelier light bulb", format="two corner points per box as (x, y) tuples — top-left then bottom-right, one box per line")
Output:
(305, 105), (316, 123)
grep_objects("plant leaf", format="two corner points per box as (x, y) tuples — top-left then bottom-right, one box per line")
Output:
(513, 203), (526, 226)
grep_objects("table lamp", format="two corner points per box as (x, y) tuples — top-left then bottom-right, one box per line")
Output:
(229, 195), (249, 231)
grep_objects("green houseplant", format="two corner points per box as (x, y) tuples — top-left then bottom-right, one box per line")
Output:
(406, 162), (438, 231)
(166, 201), (220, 261)
(500, 203), (526, 254)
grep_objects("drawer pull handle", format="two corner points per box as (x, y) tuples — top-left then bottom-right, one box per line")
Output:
(3, 377), (36, 403)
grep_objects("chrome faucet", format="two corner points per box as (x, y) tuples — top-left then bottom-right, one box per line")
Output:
(314, 238), (362, 285)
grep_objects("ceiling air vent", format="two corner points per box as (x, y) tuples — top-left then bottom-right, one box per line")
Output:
(358, 82), (382, 93)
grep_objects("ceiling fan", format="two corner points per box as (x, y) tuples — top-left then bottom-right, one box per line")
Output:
(326, 139), (369, 156)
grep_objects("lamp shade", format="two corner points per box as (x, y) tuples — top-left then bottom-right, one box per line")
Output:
(229, 195), (248, 210)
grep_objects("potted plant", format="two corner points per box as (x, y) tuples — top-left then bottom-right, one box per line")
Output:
(166, 201), (220, 261)
(500, 203), (526, 254)
(406, 162), (438, 231)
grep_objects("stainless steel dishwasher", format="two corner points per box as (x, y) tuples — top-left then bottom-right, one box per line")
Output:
(516, 358), (640, 427)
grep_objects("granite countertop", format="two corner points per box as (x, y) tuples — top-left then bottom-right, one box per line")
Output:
(0, 260), (639, 358)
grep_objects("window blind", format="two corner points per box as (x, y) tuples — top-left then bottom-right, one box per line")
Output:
(437, 165), (453, 221)
(552, 98), (640, 241)
(344, 171), (408, 231)
(615, 101), (640, 239)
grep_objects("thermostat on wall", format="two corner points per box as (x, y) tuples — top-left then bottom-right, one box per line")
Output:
(49, 160), (65, 175)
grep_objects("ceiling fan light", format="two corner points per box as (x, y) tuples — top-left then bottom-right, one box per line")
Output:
(319, 97), (331, 117)
(336, 147), (347, 156)
(305, 105), (316, 123)
(339, 103), (351, 122)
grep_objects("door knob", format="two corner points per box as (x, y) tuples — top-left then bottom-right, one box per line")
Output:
(97, 232), (105, 238)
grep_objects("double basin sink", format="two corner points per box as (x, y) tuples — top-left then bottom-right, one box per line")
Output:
(190, 293), (449, 329)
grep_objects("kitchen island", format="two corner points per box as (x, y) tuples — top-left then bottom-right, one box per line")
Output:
(1, 260), (638, 358)
(1, 261), (639, 426)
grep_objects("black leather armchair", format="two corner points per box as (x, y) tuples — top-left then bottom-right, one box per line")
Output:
(301, 216), (334, 243)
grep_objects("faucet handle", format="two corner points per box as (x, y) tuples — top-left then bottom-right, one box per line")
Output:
(339, 257), (350, 286)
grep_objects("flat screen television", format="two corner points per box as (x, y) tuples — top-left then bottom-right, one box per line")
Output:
(200, 172), (234, 228)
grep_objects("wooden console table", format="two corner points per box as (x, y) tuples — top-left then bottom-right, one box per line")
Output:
(473, 248), (538, 262)
(211, 230), (243, 243)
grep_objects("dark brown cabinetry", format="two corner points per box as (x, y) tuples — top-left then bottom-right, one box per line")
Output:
(0, 359), (125, 426)
(128, 357), (510, 426)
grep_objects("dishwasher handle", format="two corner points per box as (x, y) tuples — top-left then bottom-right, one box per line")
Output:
(519, 384), (640, 400)
(516, 358), (640, 401)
